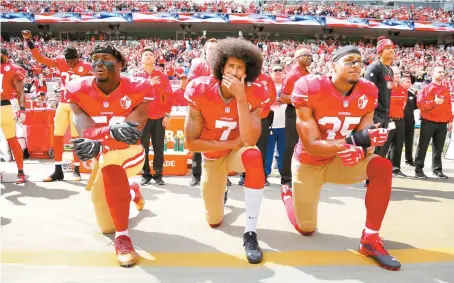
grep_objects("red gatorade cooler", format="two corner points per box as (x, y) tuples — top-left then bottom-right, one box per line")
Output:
(23, 109), (56, 159)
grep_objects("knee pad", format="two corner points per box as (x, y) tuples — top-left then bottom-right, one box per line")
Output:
(241, 148), (265, 188)
(367, 156), (392, 179)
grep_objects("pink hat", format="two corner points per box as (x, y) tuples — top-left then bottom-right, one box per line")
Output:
(377, 37), (394, 54)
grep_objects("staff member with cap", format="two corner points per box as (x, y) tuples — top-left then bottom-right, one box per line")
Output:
(135, 46), (173, 186)
(364, 36), (395, 154)
(279, 48), (311, 189)
(414, 66), (453, 179)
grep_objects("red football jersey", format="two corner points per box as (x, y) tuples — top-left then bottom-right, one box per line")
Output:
(255, 72), (276, 119)
(389, 86), (407, 119)
(0, 62), (26, 100)
(185, 76), (268, 160)
(292, 75), (378, 165)
(67, 76), (155, 148)
(54, 56), (93, 103)
(187, 59), (210, 82)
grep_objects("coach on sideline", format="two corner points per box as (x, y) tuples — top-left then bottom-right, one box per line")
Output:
(414, 66), (453, 179)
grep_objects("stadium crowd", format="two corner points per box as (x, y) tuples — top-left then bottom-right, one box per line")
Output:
(2, 36), (454, 100)
(1, 0), (453, 22)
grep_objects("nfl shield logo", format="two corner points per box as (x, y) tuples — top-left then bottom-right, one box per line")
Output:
(120, 95), (132, 109)
(357, 94), (368, 110)
(225, 107), (230, 113)
(103, 101), (109, 108)
(78, 66), (84, 73)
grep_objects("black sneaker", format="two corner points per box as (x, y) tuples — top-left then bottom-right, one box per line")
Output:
(189, 176), (200, 186)
(405, 160), (415, 166)
(392, 170), (407, 178)
(227, 178), (232, 186)
(43, 169), (64, 182)
(433, 171), (448, 179)
(415, 171), (428, 179)
(154, 176), (165, 185)
(224, 186), (229, 205)
(243, 231), (263, 264)
(73, 165), (81, 181)
(140, 175), (152, 186)
(238, 178), (244, 186)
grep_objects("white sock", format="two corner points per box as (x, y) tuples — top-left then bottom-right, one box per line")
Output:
(244, 187), (264, 233)
(130, 189), (136, 201)
(365, 228), (379, 235)
(115, 230), (128, 239)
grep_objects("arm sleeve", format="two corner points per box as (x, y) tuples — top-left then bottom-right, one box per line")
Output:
(417, 85), (436, 111)
(163, 75), (173, 114)
(30, 48), (58, 68)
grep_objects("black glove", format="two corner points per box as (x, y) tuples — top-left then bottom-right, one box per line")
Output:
(345, 125), (376, 147)
(109, 121), (142, 145)
(70, 138), (101, 161)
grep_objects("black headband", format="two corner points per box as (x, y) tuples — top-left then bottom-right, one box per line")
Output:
(332, 45), (361, 62)
(90, 43), (124, 64)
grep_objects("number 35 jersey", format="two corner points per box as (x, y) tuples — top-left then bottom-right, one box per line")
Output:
(292, 74), (378, 165)
(67, 76), (155, 148)
(185, 76), (269, 160)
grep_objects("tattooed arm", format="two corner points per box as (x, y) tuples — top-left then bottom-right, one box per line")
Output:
(184, 106), (241, 152)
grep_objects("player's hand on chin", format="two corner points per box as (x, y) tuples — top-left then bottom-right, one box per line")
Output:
(109, 122), (142, 144)
(222, 74), (247, 101)
(337, 144), (365, 167)
(70, 138), (101, 161)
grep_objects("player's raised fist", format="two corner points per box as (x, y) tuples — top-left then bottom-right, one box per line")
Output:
(21, 30), (32, 40)
(109, 122), (142, 145)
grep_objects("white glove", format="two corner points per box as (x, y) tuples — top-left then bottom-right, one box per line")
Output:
(434, 96), (444, 105)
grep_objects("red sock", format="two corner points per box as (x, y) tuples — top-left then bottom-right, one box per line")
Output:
(71, 137), (80, 165)
(53, 135), (64, 163)
(241, 148), (265, 189)
(7, 137), (23, 171)
(102, 165), (131, 232)
(365, 156), (392, 231)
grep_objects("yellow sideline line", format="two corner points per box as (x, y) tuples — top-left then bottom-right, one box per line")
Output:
(2, 249), (454, 268)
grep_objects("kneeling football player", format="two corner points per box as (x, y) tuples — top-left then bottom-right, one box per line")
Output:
(281, 46), (401, 271)
(68, 43), (155, 267)
(184, 38), (269, 264)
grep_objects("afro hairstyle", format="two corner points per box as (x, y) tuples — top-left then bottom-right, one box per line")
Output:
(210, 37), (263, 83)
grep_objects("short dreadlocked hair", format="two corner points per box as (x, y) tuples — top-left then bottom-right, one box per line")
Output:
(90, 42), (126, 68)
(210, 38), (263, 83)
(64, 47), (79, 60)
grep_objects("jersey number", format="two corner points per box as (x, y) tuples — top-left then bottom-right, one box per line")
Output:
(215, 120), (237, 141)
(61, 72), (80, 84)
(318, 116), (361, 140)
(91, 116), (125, 126)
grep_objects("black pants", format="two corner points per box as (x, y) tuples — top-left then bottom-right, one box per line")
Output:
(140, 117), (165, 178)
(379, 118), (405, 170)
(373, 110), (390, 157)
(415, 119), (448, 173)
(240, 111), (274, 181)
(404, 120), (415, 163)
(281, 105), (298, 185)
(192, 152), (202, 178)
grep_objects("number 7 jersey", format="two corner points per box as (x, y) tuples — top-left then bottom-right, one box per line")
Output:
(291, 74), (378, 165)
(185, 76), (269, 160)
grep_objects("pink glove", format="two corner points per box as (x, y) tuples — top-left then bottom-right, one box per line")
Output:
(368, 128), (389, 146)
(337, 145), (366, 167)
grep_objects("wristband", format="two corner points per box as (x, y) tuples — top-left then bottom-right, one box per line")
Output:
(165, 113), (171, 118)
(26, 40), (35, 49)
(83, 126), (110, 140)
(20, 107), (26, 111)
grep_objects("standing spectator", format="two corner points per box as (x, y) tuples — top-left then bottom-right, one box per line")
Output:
(404, 75), (418, 166)
(173, 73), (188, 106)
(279, 48), (311, 188)
(414, 66), (453, 179)
(136, 47), (173, 186)
(265, 65), (286, 180)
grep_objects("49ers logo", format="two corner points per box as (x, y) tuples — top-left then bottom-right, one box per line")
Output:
(120, 95), (131, 109)
(357, 94), (368, 109)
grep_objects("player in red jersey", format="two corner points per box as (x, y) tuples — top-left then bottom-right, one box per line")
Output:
(281, 46), (401, 271)
(184, 38), (268, 264)
(1, 48), (27, 183)
(22, 30), (93, 182)
(68, 43), (154, 267)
